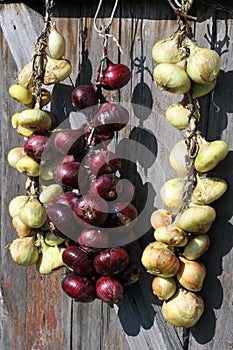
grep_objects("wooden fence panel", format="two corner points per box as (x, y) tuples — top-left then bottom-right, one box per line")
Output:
(1, 1), (233, 349)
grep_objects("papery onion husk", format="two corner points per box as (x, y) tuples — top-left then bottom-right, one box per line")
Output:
(12, 216), (32, 238)
(44, 231), (65, 246)
(194, 140), (229, 173)
(17, 61), (34, 88)
(191, 177), (228, 205)
(36, 233), (65, 274)
(48, 22), (66, 59)
(178, 205), (216, 233)
(186, 39), (221, 85)
(169, 139), (188, 176)
(9, 195), (29, 218)
(177, 257), (206, 292)
(152, 276), (177, 300)
(7, 147), (25, 169)
(183, 234), (210, 260)
(162, 288), (204, 328)
(16, 156), (40, 177)
(17, 109), (52, 131)
(7, 236), (39, 266)
(152, 34), (183, 64)
(191, 80), (216, 99)
(165, 102), (191, 130)
(160, 177), (185, 209)
(43, 56), (72, 85)
(153, 63), (191, 95)
(150, 209), (173, 230)
(19, 198), (46, 229)
(39, 184), (63, 204)
(141, 241), (180, 277)
(154, 224), (188, 247)
(9, 84), (33, 105)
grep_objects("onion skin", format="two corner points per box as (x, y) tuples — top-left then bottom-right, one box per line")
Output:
(169, 140), (188, 176)
(152, 35), (183, 64)
(152, 276), (177, 300)
(183, 235), (210, 260)
(191, 177), (228, 205)
(71, 85), (98, 109)
(165, 102), (190, 130)
(154, 224), (188, 247)
(178, 205), (216, 233)
(94, 247), (130, 276)
(141, 241), (180, 277)
(160, 178), (185, 209)
(96, 276), (124, 307)
(194, 140), (229, 173)
(93, 103), (129, 132)
(150, 209), (173, 230)
(153, 63), (191, 95)
(99, 58), (131, 90)
(62, 274), (96, 302)
(162, 288), (204, 328)
(177, 257), (206, 292)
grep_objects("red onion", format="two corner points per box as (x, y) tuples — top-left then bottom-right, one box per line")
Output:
(88, 150), (121, 176)
(71, 85), (98, 109)
(89, 174), (121, 201)
(62, 274), (96, 302)
(52, 192), (79, 209)
(97, 58), (131, 90)
(73, 194), (108, 227)
(96, 276), (124, 307)
(54, 162), (88, 190)
(78, 229), (108, 252)
(62, 246), (94, 276)
(24, 134), (49, 159)
(54, 129), (85, 155)
(94, 247), (130, 276)
(46, 203), (79, 239)
(107, 202), (138, 228)
(93, 103), (129, 132)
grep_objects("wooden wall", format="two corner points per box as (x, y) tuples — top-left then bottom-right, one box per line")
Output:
(1, 1), (233, 349)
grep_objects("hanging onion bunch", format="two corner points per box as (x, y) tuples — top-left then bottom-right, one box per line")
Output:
(7, 13), (71, 271)
(141, 2), (229, 328)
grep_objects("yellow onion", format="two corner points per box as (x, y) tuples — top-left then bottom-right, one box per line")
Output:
(19, 198), (46, 228)
(7, 236), (39, 266)
(160, 177), (185, 209)
(169, 140), (188, 176)
(41, 89), (51, 106)
(184, 235), (210, 260)
(43, 56), (72, 85)
(17, 61), (34, 88)
(17, 109), (52, 131)
(150, 209), (173, 230)
(16, 156), (40, 177)
(152, 33), (183, 64)
(152, 276), (177, 300)
(7, 147), (25, 169)
(153, 63), (191, 94)
(36, 233), (65, 274)
(141, 241), (180, 277)
(48, 22), (66, 59)
(8, 195), (29, 217)
(162, 288), (204, 327)
(44, 231), (65, 246)
(165, 101), (191, 130)
(192, 80), (216, 98)
(191, 177), (228, 205)
(12, 216), (32, 238)
(186, 39), (221, 85)
(39, 184), (63, 204)
(194, 140), (229, 173)
(9, 84), (33, 105)
(177, 257), (206, 292)
(40, 161), (57, 181)
(11, 112), (20, 129)
(178, 205), (216, 233)
(154, 224), (188, 247)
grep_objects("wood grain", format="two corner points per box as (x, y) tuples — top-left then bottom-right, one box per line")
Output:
(1, 1), (233, 350)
